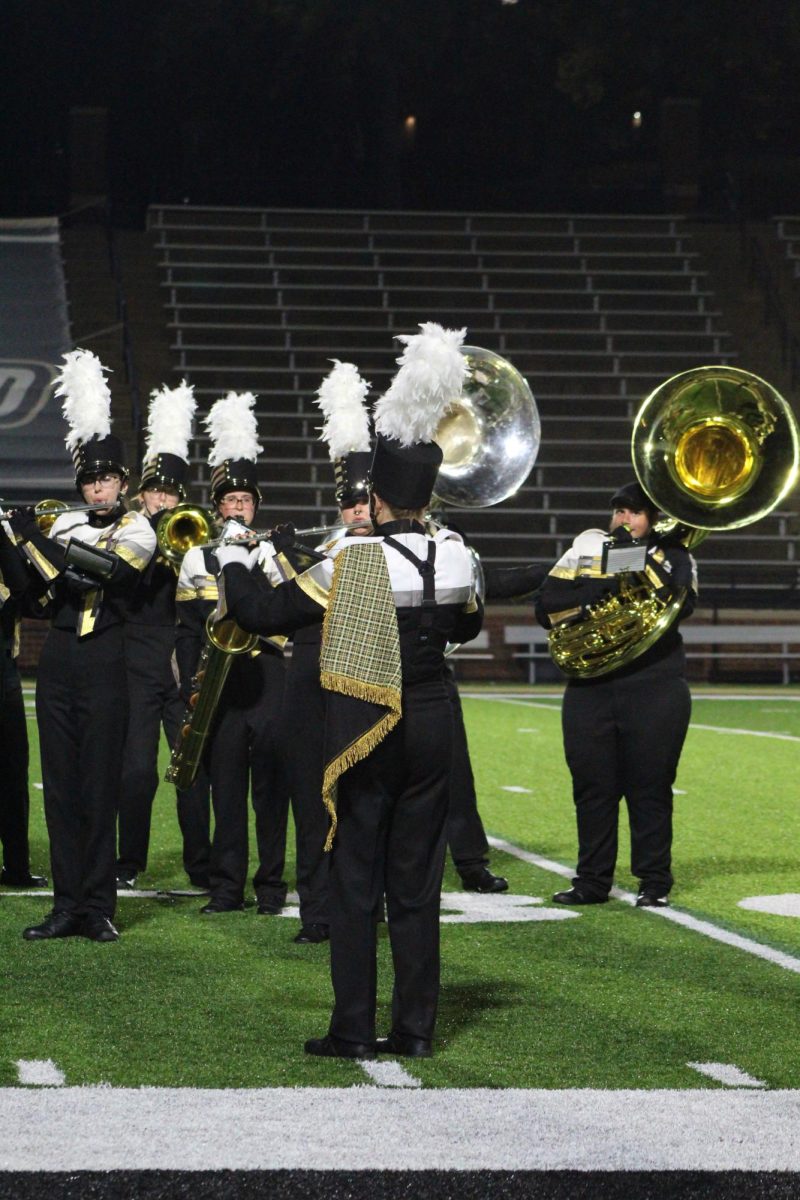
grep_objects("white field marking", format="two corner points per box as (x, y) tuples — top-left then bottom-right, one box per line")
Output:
(16, 1060), (64, 1087)
(516, 727), (539, 733)
(439, 892), (578, 924)
(688, 1062), (766, 1088)
(1, 1087), (800, 1169)
(739, 895), (800, 918)
(473, 693), (800, 742)
(487, 835), (800, 975)
(690, 723), (800, 743)
(501, 785), (533, 794)
(672, 788), (687, 795)
(461, 691), (800, 703)
(359, 1060), (421, 1088)
(34, 782), (43, 789)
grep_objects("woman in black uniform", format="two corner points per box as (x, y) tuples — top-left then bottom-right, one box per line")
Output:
(535, 480), (696, 908)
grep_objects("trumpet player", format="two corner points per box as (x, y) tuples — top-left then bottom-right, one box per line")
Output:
(535, 480), (697, 909)
(175, 391), (290, 915)
(6, 350), (156, 942)
(116, 382), (212, 891)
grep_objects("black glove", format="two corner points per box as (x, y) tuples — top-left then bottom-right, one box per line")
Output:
(609, 522), (634, 544)
(6, 506), (38, 540)
(270, 523), (296, 554)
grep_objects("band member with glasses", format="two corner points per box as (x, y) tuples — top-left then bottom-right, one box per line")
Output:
(7, 351), (156, 942)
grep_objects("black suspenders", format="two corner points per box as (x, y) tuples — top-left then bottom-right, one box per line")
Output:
(382, 536), (437, 645)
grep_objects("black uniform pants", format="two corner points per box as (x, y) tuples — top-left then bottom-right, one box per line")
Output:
(562, 670), (691, 898)
(36, 625), (128, 919)
(444, 670), (490, 872)
(282, 641), (329, 926)
(0, 675), (32, 877)
(117, 623), (211, 881)
(328, 676), (454, 1047)
(206, 651), (290, 906)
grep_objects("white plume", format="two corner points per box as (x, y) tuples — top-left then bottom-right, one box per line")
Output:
(144, 379), (197, 460)
(372, 323), (468, 447)
(204, 391), (262, 466)
(315, 360), (372, 460)
(55, 349), (113, 452)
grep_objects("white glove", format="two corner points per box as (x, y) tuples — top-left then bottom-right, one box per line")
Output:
(214, 543), (252, 568)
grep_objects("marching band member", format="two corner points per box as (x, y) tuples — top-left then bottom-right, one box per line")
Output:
(116, 380), (211, 891)
(0, 526), (47, 889)
(8, 350), (156, 941)
(282, 360), (374, 945)
(535, 480), (697, 908)
(175, 391), (290, 915)
(215, 324), (483, 1059)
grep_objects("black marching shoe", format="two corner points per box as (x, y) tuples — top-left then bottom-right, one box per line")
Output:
(459, 866), (509, 894)
(293, 923), (330, 944)
(304, 1034), (376, 1060)
(376, 1031), (432, 1058)
(552, 887), (608, 905)
(116, 872), (137, 890)
(23, 911), (83, 940)
(636, 889), (670, 908)
(256, 898), (284, 915)
(1, 869), (48, 888)
(83, 915), (120, 942)
(200, 899), (245, 913)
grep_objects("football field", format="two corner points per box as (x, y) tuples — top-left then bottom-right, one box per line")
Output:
(2, 684), (799, 1195)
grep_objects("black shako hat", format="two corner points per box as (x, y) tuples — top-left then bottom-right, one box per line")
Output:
(335, 450), (372, 506)
(369, 435), (444, 510)
(210, 458), (262, 507)
(140, 451), (190, 497)
(610, 480), (659, 516)
(73, 434), (128, 490)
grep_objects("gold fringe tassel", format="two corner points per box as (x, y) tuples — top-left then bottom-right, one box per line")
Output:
(321, 706), (402, 852)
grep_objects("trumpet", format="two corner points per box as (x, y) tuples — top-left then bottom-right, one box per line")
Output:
(155, 504), (217, 569)
(0, 499), (113, 534)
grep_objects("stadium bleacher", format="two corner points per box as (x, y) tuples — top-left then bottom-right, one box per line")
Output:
(148, 205), (798, 615)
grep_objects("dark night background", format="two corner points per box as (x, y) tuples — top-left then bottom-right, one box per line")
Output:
(2, 0), (800, 223)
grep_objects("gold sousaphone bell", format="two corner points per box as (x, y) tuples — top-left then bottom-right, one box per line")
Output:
(549, 365), (800, 679)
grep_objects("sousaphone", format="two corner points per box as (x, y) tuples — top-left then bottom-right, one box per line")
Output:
(549, 365), (800, 678)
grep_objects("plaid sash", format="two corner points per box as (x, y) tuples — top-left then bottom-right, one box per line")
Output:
(319, 542), (402, 848)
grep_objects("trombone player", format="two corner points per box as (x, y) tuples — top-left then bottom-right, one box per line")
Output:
(116, 381), (212, 891)
(535, 480), (696, 908)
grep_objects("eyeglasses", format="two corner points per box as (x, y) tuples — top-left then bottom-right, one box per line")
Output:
(83, 473), (122, 486)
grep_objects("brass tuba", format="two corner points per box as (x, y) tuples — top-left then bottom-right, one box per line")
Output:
(549, 366), (800, 678)
(432, 345), (540, 509)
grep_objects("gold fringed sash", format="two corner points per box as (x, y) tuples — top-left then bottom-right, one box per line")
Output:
(319, 542), (401, 849)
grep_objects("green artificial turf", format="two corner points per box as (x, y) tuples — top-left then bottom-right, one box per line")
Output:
(3, 683), (798, 1090)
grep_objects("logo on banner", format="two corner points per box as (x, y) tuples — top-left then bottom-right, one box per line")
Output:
(0, 360), (57, 428)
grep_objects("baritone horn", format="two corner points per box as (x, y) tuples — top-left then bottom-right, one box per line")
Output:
(548, 365), (800, 679)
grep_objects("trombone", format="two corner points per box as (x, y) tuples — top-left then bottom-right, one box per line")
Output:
(0, 499), (112, 534)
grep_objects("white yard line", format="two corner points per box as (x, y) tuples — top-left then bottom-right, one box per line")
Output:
(0, 1086), (798, 1170)
(691, 722), (800, 743)
(359, 1060), (421, 1088)
(15, 1060), (64, 1087)
(487, 835), (800, 976)
(687, 1062), (766, 1089)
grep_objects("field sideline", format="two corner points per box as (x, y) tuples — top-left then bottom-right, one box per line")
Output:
(2, 683), (799, 1190)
